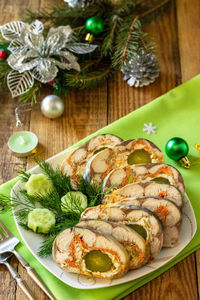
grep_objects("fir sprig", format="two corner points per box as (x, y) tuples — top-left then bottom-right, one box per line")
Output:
(18, 82), (42, 105)
(0, 0), (171, 104)
(0, 60), (11, 90)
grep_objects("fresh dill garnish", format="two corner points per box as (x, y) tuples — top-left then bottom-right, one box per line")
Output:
(20, 189), (62, 214)
(38, 212), (80, 257)
(0, 158), (103, 257)
(34, 158), (72, 197)
(76, 177), (102, 207)
(15, 208), (32, 223)
(38, 235), (56, 257)
(61, 193), (85, 214)
(16, 170), (31, 182)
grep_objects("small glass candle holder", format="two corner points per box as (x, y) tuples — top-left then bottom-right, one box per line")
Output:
(8, 131), (38, 157)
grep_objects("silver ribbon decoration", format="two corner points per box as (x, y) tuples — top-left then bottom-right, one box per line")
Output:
(0, 20), (98, 97)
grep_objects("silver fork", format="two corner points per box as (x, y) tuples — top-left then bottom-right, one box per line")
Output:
(0, 251), (35, 300)
(0, 221), (55, 300)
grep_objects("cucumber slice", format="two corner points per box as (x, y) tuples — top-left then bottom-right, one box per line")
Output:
(61, 191), (88, 214)
(28, 208), (55, 234)
(25, 174), (54, 197)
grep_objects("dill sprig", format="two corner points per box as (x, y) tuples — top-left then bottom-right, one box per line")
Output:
(0, 159), (103, 257)
(77, 177), (102, 207)
(20, 189), (62, 214)
(16, 170), (31, 182)
(39, 213), (81, 257)
(38, 235), (56, 257)
(34, 158), (72, 197)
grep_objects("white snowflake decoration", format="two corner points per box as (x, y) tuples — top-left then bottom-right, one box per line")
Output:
(143, 122), (157, 135)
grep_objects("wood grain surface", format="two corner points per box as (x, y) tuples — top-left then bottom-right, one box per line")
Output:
(0, 0), (199, 299)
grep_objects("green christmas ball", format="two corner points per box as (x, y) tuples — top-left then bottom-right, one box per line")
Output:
(165, 137), (189, 161)
(85, 16), (104, 35)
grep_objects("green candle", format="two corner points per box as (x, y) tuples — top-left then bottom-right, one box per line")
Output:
(8, 131), (38, 157)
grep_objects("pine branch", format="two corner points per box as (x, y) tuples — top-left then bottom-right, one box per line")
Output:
(140, 0), (170, 18)
(0, 60), (11, 90)
(121, 16), (139, 62)
(65, 62), (113, 89)
(18, 82), (42, 105)
(112, 17), (155, 69)
(101, 15), (121, 56)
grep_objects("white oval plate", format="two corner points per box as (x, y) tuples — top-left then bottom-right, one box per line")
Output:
(11, 149), (197, 289)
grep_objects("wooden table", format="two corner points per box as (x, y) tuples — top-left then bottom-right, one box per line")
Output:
(0, 0), (199, 299)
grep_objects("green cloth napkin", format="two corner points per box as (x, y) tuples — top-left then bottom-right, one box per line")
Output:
(1, 74), (200, 300)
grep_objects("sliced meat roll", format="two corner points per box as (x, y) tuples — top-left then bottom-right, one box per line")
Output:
(103, 163), (185, 195)
(61, 134), (123, 186)
(102, 181), (184, 212)
(81, 205), (163, 259)
(116, 197), (182, 247)
(78, 219), (150, 269)
(53, 226), (129, 279)
(85, 139), (165, 185)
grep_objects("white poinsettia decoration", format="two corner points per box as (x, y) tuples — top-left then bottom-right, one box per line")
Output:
(0, 20), (97, 97)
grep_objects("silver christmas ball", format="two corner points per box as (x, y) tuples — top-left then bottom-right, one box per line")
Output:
(41, 95), (64, 119)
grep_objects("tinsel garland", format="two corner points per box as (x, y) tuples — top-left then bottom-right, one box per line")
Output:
(0, 0), (171, 104)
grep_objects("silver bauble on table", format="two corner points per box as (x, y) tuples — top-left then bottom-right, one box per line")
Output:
(41, 95), (64, 119)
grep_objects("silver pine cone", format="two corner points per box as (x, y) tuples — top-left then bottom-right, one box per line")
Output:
(121, 53), (160, 87)
(64, 0), (97, 8)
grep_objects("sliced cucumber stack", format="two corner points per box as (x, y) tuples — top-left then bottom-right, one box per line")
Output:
(61, 191), (88, 214)
(28, 208), (55, 234)
(25, 174), (54, 197)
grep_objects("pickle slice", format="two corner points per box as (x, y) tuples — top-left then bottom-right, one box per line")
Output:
(128, 224), (147, 240)
(85, 250), (113, 272)
(151, 177), (170, 184)
(128, 150), (151, 165)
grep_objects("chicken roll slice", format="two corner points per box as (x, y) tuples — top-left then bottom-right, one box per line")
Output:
(85, 139), (164, 185)
(80, 205), (163, 259)
(102, 181), (184, 212)
(78, 219), (150, 269)
(53, 226), (129, 279)
(103, 163), (185, 194)
(61, 134), (123, 187)
(117, 197), (182, 247)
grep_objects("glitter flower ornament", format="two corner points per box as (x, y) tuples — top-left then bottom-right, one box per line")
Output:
(0, 20), (97, 97)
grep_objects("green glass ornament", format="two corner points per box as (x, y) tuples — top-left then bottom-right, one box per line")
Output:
(85, 17), (104, 35)
(165, 137), (190, 168)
